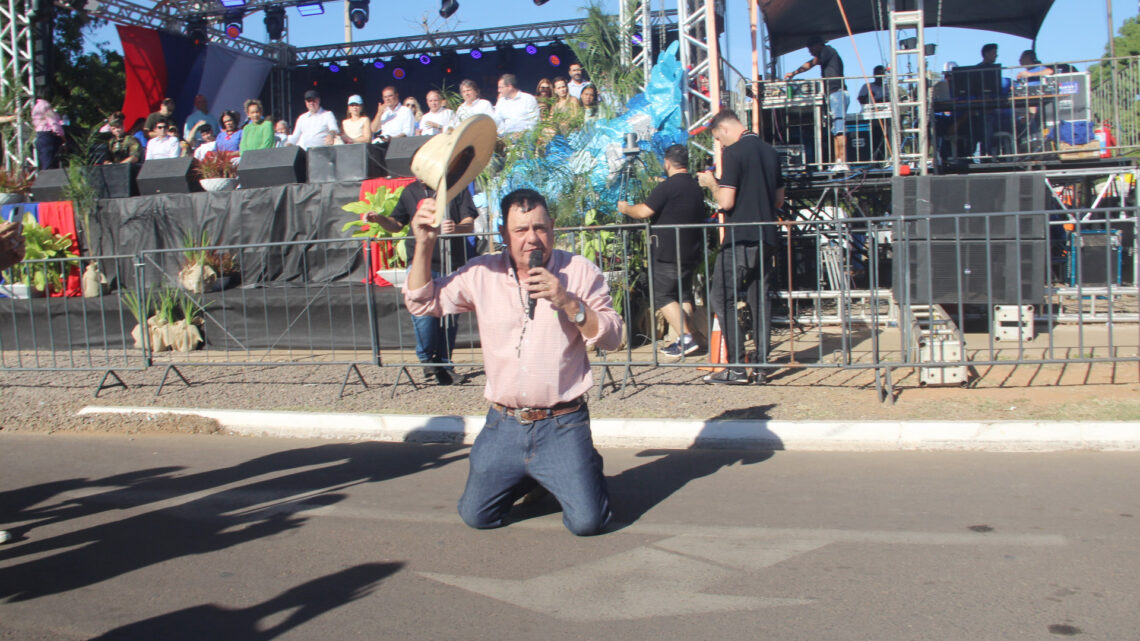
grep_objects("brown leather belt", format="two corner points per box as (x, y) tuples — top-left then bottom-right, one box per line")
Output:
(491, 395), (586, 424)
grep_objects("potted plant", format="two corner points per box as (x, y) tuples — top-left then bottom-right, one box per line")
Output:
(0, 167), (34, 205)
(341, 185), (409, 284)
(7, 212), (79, 296)
(124, 287), (207, 352)
(194, 151), (239, 192)
(178, 230), (218, 294)
(203, 246), (239, 291)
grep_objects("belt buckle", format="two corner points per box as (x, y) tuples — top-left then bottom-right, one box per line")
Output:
(515, 407), (543, 424)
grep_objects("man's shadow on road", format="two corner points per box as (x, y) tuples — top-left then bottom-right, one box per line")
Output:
(515, 405), (782, 530)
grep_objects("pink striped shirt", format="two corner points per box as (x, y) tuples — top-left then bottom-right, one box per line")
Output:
(404, 249), (623, 408)
(31, 99), (64, 138)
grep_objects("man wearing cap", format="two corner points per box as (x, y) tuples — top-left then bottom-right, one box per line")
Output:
(494, 74), (540, 135)
(286, 90), (339, 149)
(371, 86), (415, 139)
(368, 180), (476, 385)
(404, 187), (622, 535)
(103, 117), (142, 165)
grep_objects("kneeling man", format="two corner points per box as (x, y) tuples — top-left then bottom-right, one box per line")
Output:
(403, 188), (623, 535)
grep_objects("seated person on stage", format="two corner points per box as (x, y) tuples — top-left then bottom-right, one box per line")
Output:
(274, 120), (289, 147)
(103, 117), (141, 165)
(785, 35), (849, 173)
(1016, 50), (1054, 84)
(418, 90), (454, 136)
(452, 79), (495, 132)
(340, 95), (373, 144)
(144, 120), (182, 160)
(858, 65), (886, 105)
(214, 110), (242, 153)
(286, 90), (339, 149)
(371, 86), (416, 140)
(192, 125), (217, 161)
(240, 99), (276, 152)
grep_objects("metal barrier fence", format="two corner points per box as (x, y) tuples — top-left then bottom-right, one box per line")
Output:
(1, 210), (1137, 400)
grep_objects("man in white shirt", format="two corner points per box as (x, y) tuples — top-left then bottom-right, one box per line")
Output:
(285, 90), (339, 150)
(494, 74), (540, 135)
(452, 79), (496, 131)
(567, 63), (592, 100)
(417, 90), (454, 136)
(144, 121), (182, 160)
(192, 125), (218, 160)
(371, 86), (415, 139)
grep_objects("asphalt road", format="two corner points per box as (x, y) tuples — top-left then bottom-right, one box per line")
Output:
(1, 433), (1137, 640)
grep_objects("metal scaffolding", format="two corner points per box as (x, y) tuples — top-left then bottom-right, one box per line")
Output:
(0, 0), (36, 171)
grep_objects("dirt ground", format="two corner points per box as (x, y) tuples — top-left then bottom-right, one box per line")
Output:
(2, 332), (1138, 437)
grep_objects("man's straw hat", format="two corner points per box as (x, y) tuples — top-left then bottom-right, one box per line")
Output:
(410, 114), (496, 226)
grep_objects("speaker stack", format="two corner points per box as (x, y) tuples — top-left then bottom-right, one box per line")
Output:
(378, 135), (431, 178)
(307, 143), (386, 183)
(238, 146), (307, 188)
(136, 157), (199, 195)
(32, 168), (70, 202)
(892, 173), (1049, 305)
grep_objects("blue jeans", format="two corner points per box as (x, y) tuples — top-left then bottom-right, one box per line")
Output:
(458, 404), (611, 536)
(828, 90), (849, 137)
(411, 270), (458, 366)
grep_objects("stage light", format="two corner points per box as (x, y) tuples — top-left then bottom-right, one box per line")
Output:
(419, 54), (431, 65)
(439, 0), (458, 18)
(534, 0), (550, 5)
(186, 17), (208, 46)
(631, 33), (643, 46)
(525, 43), (538, 55)
(548, 54), (561, 67)
(392, 67), (406, 79)
(328, 62), (340, 73)
(263, 6), (285, 40)
(224, 9), (244, 39)
(296, 2), (324, 16)
(218, 0), (245, 7)
(349, 0), (369, 28)
(373, 59), (385, 68)
(496, 44), (514, 69)
(470, 48), (482, 59)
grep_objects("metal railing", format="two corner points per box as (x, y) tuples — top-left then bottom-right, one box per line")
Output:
(1, 211), (1137, 400)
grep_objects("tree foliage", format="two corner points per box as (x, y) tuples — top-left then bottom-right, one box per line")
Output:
(48, 12), (126, 132)
(1089, 16), (1140, 153)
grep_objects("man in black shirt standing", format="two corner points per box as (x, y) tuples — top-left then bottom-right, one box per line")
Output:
(785, 35), (849, 173)
(618, 144), (708, 359)
(697, 110), (785, 384)
(367, 181), (477, 385)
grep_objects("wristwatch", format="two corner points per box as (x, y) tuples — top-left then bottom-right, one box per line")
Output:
(572, 300), (587, 326)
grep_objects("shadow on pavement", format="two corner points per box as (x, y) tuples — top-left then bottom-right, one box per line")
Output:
(88, 562), (404, 640)
(0, 439), (464, 602)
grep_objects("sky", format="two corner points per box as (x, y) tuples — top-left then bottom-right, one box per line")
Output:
(86, 0), (1136, 88)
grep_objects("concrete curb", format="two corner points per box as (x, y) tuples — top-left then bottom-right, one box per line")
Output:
(77, 406), (1140, 452)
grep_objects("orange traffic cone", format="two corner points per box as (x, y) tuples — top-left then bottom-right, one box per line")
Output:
(698, 315), (727, 372)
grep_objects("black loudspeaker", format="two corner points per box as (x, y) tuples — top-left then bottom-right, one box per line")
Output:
(32, 168), (69, 202)
(137, 157), (199, 195)
(239, 146), (307, 188)
(89, 163), (138, 199)
(894, 239), (1047, 305)
(892, 174), (1048, 240)
(379, 136), (430, 177)
(846, 122), (887, 162)
(307, 143), (386, 183)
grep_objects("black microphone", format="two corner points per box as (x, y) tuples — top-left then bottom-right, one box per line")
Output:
(527, 250), (543, 320)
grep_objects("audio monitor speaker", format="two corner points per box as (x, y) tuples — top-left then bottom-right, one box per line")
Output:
(136, 157), (199, 195)
(239, 146), (307, 188)
(379, 135), (430, 177)
(307, 143), (386, 183)
(32, 168), (70, 202)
